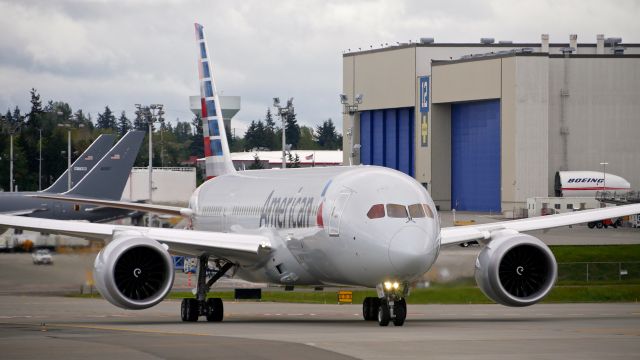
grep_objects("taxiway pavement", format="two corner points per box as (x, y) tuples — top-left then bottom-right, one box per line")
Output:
(0, 296), (639, 359)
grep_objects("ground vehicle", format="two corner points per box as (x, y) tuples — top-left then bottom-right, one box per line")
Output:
(31, 249), (53, 265)
(587, 218), (623, 229)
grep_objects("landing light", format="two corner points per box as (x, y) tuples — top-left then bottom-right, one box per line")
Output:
(392, 282), (399, 289)
(384, 281), (392, 290)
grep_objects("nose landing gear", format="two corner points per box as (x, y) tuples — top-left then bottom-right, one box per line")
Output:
(362, 282), (409, 326)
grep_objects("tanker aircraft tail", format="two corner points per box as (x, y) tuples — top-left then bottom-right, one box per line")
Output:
(64, 131), (145, 200)
(42, 134), (116, 193)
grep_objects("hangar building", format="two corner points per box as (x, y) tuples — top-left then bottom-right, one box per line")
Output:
(342, 34), (640, 214)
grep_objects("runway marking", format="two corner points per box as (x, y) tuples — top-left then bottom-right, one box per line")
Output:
(288, 314), (304, 316)
(0, 315), (32, 319)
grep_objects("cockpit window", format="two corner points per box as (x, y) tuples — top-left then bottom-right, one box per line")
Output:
(408, 204), (425, 218)
(386, 204), (408, 218)
(366, 204), (385, 219)
(422, 204), (434, 218)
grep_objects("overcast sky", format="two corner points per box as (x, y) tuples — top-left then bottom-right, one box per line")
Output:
(1, 0), (639, 135)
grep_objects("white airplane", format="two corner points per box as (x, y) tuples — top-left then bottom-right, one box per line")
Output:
(2, 23), (640, 327)
(555, 171), (632, 197)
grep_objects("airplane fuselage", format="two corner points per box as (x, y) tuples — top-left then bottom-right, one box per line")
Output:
(190, 165), (441, 287)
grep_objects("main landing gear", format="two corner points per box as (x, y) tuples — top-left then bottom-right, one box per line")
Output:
(362, 281), (408, 326)
(181, 255), (234, 322)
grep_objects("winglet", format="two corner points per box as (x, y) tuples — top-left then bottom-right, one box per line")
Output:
(64, 131), (145, 200)
(194, 23), (235, 179)
(42, 134), (116, 193)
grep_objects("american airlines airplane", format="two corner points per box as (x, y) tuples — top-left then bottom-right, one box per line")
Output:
(2, 24), (639, 327)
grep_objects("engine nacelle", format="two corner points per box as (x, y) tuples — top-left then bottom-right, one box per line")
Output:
(475, 231), (557, 307)
(94, 233), (175, 309)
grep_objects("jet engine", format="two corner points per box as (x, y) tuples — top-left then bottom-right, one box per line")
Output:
(94, 233), (175, 309)
(474, 231), (557, 307)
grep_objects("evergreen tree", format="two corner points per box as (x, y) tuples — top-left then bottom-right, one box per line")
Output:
(97, 106), (117, 130)
(284, 99), (300, 149)
(189, 114), (204, 158)
(117, 111), (131, 137)
(264, 108), (278, 150)
(27, 88), (43, 128)
(298, 126), (318, 150)
(248, 154), (264, 169)
(315, 118), (341, 149)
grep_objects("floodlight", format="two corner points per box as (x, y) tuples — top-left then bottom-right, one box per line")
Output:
(273, 97), (280, 107)
(339, 94), (348, 104)
(355, 94), (364, 103)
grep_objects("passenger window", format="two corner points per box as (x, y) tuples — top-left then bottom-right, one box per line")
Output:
(367, 204), (385, 219)
(386, 204), (408, 218)
(422, 204), (434, 218)
(408, 204), (425, 218)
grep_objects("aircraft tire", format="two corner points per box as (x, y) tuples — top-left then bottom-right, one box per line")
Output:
(363, 297), (380, 321)
(596, 222), (604, 229)
(377, 300), (390, 326)
(205, 298), (224, 322)
(393, 299), (407, 326)
(181, 298), (199, 322)
(588, 222), (595, 229)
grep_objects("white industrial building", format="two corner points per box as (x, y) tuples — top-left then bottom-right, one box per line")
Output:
(122, 167), (196, 206)
(231, 150), (343, 169)
(342, 34), (640, 215)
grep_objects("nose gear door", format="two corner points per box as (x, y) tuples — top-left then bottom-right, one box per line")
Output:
(328, 191), (351, 237)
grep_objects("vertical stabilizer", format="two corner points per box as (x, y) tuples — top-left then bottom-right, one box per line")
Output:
(194, 23), (235, 178)
(42, 134), (116, 193)
(65, 131), (145, 200)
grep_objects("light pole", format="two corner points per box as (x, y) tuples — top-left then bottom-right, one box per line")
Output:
(135, 104), (165, 206)
(2, 115), (21, 192)
(600, 162), (609, 193)
(38, 128), (42, 190)
(340, 93), (363, 166)
(57, 113), (82, 191)
(273, 97), (294, 169)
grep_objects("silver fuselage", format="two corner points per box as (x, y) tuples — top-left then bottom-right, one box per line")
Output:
(190, 165), (441, 287)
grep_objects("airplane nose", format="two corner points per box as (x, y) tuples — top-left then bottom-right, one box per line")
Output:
(388, 226), (431, 275)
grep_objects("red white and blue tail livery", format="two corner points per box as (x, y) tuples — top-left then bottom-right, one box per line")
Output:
(195, 23), (235, 178)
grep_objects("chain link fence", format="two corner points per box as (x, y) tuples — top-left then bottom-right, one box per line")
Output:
(558, 261), (640, 282)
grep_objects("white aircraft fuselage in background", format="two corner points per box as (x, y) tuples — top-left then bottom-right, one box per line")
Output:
(190, 166), (440, 287)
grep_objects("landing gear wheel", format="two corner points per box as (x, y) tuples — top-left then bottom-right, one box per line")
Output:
(596, 222), (604, 229)
(377, 300), (390, 326)
(181, 298), (199, 322)
(393, 299), (407, 326)
(588, 222), (596, 229)
(362, 297), (380, 321)
(205, 298), (224, 322)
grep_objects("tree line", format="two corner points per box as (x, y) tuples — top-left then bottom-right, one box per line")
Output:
(1, 90), (342, 191)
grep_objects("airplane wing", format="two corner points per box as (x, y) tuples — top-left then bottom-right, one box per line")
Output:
(0, 208), (47, 216)
(0, 214), (271, 265)
(31, 194), (191, 217)
(440, 203), (640, 246)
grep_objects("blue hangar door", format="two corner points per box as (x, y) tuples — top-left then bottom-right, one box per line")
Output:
(451, 100), (501, 212)
(359, 107), (414, 176)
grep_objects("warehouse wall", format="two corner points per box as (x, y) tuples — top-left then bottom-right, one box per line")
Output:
(547, 56), (640, 194)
